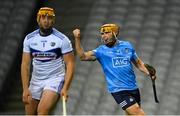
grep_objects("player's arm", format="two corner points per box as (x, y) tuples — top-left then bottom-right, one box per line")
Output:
(132, 58), (150, 76)
(61, 51), (75, 100)
(63, 52), (75, 90)
(21, 52), (31, 103)
(21, 52), (31, 90)
(133, 58), (157, 81)
(73, 29), (96, 61)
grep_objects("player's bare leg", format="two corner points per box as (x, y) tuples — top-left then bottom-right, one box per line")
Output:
(125, 103), (145, 115)
(25, 97), (39, 115)
(37, 90), (59, 115)
(125, 111), (130, 115)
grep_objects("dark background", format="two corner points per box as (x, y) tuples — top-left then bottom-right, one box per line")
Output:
(0, 0), (180, 115)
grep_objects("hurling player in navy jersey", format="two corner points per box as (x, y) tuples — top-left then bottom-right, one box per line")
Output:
(21, 7), (74, 115)
(73, 24), (156, 115)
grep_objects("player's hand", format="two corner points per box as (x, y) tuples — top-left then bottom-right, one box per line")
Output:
(144, 63), (157, 81)
(22, 89), (32, 104)
(151, 75), (157, 81)
(146, 71), (157, 81)
(61, 87), (68, 102)
(73, 29), (81, 39)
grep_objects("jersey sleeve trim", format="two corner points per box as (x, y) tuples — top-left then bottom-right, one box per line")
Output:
(52, 28), (66, 40)
(62, 50), (73, 55)
(26, 29), (39, 40)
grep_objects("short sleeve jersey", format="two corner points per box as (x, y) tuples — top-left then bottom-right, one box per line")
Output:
(23, 28), (73, 80)
(93, 40), (138, 93)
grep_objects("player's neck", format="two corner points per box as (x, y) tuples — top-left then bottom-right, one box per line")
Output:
(39, 27), (53, 36)
(106, 39), (117, 48)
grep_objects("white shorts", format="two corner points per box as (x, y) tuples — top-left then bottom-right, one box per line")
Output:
(29, 76), (64, 100)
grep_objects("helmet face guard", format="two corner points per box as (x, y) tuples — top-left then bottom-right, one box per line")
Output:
(100, 24), (120, 45)
(37, 7), (55, 24)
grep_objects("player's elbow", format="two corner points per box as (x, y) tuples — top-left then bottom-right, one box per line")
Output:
(79, 54), (86, 61)
(80, 56), (86, 61)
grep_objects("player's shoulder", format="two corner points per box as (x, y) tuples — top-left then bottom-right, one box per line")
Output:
(119, 40), (131, 45)
(118, 40), (133, 47)
(52, 28), (68, 40)
(94, 44), (107, 52)
(26, 29), (39, 40)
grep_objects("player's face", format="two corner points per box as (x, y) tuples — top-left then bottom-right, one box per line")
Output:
(101, 31), (116, 46)
(39, 15), (54, 29)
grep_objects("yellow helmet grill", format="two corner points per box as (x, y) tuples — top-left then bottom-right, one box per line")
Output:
(37, 7), (55, 23)
(100, 24), (119, 35)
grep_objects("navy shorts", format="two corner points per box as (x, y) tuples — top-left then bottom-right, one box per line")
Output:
(111, 89), (141, 110)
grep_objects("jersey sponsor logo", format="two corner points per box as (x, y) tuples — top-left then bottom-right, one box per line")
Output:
(32, 52), (57, 60)
(112, 56), (130, 67)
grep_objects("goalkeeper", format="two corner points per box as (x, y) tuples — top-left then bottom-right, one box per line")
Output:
(73, 24), (156, 115)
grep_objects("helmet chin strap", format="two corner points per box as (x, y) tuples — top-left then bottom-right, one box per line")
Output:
(113, 32), (118, 40)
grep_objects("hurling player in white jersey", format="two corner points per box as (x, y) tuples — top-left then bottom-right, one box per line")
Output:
(21, 7), (74, 115)
(73, 24), (156, 115)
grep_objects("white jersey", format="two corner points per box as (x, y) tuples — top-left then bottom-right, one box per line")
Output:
(23, 28), (73, 80)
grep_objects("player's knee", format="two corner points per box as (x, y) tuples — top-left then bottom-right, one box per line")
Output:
(133, 107), (145, 115)
(37, 109), (49, 115)
(126, 104), (145, 115)
(37, 105), (50, 115)
(139, 109), (145, 115)
(25, 105), (37, 115)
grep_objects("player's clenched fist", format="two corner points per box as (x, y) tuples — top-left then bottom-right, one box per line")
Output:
(73, 29), (81, 39)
